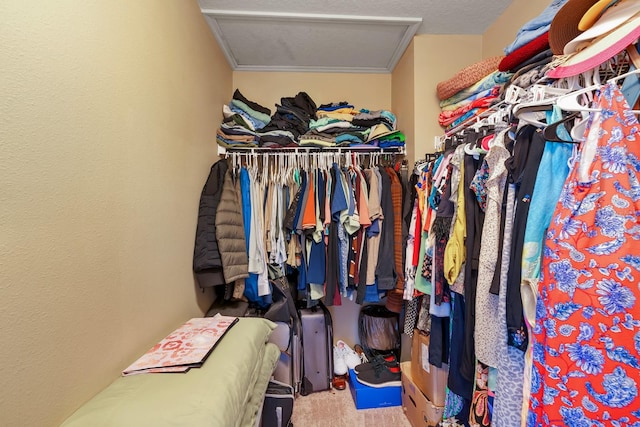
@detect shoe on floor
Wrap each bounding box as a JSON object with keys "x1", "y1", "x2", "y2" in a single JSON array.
[
  {"x1": 355, "y1": 363, "x2": 401, "y2": 388},
  {"x1": 333, "y1": 345, "x2": 348, "y2": 376},
  {"x1": 354, "y1": 353, "x2": 398, "y2": 374},
  {"x1": 334, "y1": 340, "x2": 362, "y2": 371},
  {"x1": 332, "y1": 374, "x2": 346, "y2": 390}
]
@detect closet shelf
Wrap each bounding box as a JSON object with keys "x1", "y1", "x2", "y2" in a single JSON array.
[{"x1": 218, "y1": 145, "x2": 406, "y2": 156}]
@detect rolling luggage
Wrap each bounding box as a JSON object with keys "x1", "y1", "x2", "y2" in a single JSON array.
[
  {"x1": 298, "y1": 302, "x2": 333, "y2": 395},
  {"x1": 270, "y1": 319, "x2": 302, "y2": 394},
  {"x1": 261, "y1": 379, "x2": 294, "y2": 427}
]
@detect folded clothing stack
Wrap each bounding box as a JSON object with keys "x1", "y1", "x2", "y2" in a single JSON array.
[
  {"x1": 300, "y1": 102, "x2": 403, "y2": 149},
  {"x1": 216, "y1": 92, "x2": 407, "y2": 149},
  {"x1": 217, "y1": 90, "x2": 317, "y2": 149},
  {"x1": 259, "y1": 92, "x2": 318, "y2": 148},
  {"x1": 503, "y1": 0, "x2": 569, "y2": 56},
  {"x1": 436, "y1": 56, "x2": 511, "y2": 130},
  {"x1": 498, "y1": 0, "x2": 569, "y2": 76},
  {"x1": 218, "y1": 89, "x2": 271, "y2": 149}
]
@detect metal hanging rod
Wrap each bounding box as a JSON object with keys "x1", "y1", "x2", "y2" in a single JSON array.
[{"x1": 218, "y1": 145, "x2": 406, "y2": 156}]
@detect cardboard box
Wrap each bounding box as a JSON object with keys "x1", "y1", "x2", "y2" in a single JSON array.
[
  {"x1": 348, "y1": 369, "x2": 402, "y2": 410},
  {"x1": 401, "y1": 362, "x2": 445, "y2": 427},
  {"x1": 411, "y1": 329, "x2": 449, "y2": 406}
]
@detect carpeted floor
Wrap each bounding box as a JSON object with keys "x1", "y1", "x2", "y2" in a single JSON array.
[{"x1": 291, "y1": 380, "x2": 411, "y2": 427}]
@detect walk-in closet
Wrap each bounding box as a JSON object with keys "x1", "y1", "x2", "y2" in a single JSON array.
[{"x1": 3, "y1": 1, "x2": 639, "y2": 426}]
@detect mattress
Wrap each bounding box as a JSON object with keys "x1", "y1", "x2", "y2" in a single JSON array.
[{"x1": 61, "y1": 317, "x2": 278, "y2": 427}]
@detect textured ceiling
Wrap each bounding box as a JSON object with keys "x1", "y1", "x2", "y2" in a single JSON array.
[{"x1": 198, "y1": 0, "x2": 514, "y2": 73}]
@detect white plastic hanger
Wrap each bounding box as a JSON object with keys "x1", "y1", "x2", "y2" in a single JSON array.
[
  {"x1": 556, "y1": 67, "x2": 640, "y2": 114},
  {"x1": 555, "y1": 85, "x2": 601, "y2": 112},
  {"x1": 607, "y1": 67, "x2": 640, "y2": 85}
]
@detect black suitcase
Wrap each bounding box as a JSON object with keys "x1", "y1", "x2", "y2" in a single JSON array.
[
  {"x1": 261, "y1": 379, "x2": 294, "y2": 427},
  {"x1": 298, "y1": 302, "x2": 333, "y2": 395}
]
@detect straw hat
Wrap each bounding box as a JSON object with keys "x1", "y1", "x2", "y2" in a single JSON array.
[
  {"x1": 547, "y1": 3, "x2": 640, "y2": 78},
  {"x1": 436, "y1": 56, "x2": 503, "y2": 101},
  {"x1": 579, "y1": 0, "x2": 621, "y2": 30},
  {"x1": 563, "y1": 0, "x2": 640, "y2": 54},
  {"x1": 549, "y1": 0, "x2": 600, "y2": 55}
]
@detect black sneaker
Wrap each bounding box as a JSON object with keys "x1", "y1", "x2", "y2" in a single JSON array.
[
  {"x1": 353, "y1": 354, "x2": 398, "y2": 374},
  {"x1": 355, "y1": 362, "x2": 401, "y2": 388}
]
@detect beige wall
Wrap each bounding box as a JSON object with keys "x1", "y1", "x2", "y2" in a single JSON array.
[
  {"x1": 391, "y1": 34, "x2": 483, "y2": 163},
  {"x1": 0, "y1": 1, "x2": 231, "y2": 425},
  {"x1": 483, "y1": 0, "x2": 550, "y2": 58},
  {"x1": 392, "y1": 40, "x2": 416, "y2": 163},
  {"x1": 413, "y1": 35, "x2": 483, "y2": 157},
  {"x1": 233, "y1": 72, "x2": 392, "y2": 112}
]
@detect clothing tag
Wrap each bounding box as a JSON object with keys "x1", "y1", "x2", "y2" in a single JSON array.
[
  {"x1": 532, "y1": 85, "x2": 546, "y2": 102},
  {"x1": 505, "y1": 85, "x2": 524, "y2": 104},
  {"x1": 421, "y1": 343, "x2": 431, "y2": 373}
]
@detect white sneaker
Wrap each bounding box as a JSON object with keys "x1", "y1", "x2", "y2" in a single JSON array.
[
  {"x1": 335, "y1": 340, "x2": 362, "y2": 370},
  {"x1": 333, "y1": 345, "x2": 348, "y2": 376}
]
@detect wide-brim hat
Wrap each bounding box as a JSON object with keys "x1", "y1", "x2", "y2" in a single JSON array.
[
  {"x1": 563, "y1": 0, "x2": 640, "y2": 54},
  {"x1": 549, "y1": 0, "x2": 600, "y2": 55},
  {"x1": 547, "y1": 10, "x2": 640, "y2": 78},
  {"x1": 579, "y1": 0, "x2": 621, "y2": 30}
]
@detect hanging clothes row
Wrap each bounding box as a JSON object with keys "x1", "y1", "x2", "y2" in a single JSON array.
[
  {"x1": 193, "y1": 149, "x2": 412, "y2": 311},
  {"x1": 405, "y1": 64, "x2": 640, "y2": 426}
]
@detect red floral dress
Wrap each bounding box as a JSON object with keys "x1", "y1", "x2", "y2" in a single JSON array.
[{"x1": 528, "y1": 83, "x2": 640, "y2": 426}]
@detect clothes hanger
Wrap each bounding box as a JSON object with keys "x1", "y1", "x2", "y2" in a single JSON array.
[
  {"x1": 542, "y1": 111, "x2": 582, "y2": 143},
  {"x1": 515, "y1": 107, "x2": 550, "y2": 127},
  {"x1": 555, "y1": 86, "x2": 601, "y2": 112},
  {"x1": 513, "y1": 83, "x2": 572, "y2": 120},
  {"x1": 556, "y1": 68, "x2": 640, "y2": 114},
  {"x1": 607, "y1": 67, "x2": 640, "y2": 85},
  {"x1": 276, "y1": 153, "x2": 284, "y2": 185}
]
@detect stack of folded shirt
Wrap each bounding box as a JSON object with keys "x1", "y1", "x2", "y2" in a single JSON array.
[
  {"x1": 301, "y1": 102, "x2": 362, "y2": 147},
  {"x1": 216, "y1": 93, "x2": 406, "y2": 150},
  {"x1": 300, "y1": 102, "x2": 401, "y2": 148},
  {"x1": 351, "y1": 108, "x2": 400, "y2": 148},
  {"x1": 498, "y1": 0, "x2": 569, "y2": 73},
  {"x1": 259, "y1": 92, "x2": 318, "y2": 148},
  {"x1": 217, "y1": 89, "x2": 271, "y2": 148},
  {"x1": 436, "y1": 56, "x2": 511, "y2": 130},
  {"x1": 503, "y1": 0, "x2": 568, "y2": 56}
]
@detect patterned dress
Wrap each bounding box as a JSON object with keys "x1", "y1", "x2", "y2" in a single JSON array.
[{"x1": 528, "y1": 83, "x2": 640, "y2": 426}]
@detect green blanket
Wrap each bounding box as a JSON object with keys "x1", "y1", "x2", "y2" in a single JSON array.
[{"x1": 61, "y1": 317, "x2": 278, "y2": 427}]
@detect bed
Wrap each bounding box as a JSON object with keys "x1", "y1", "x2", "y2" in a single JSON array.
[{"x1": 60, "y1": 317, "x2": 279, "y2": 427}]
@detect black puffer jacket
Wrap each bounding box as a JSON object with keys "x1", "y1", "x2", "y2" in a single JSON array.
[{"x1": 193, "y1": 160, "x2": 228, "y2": 288}]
